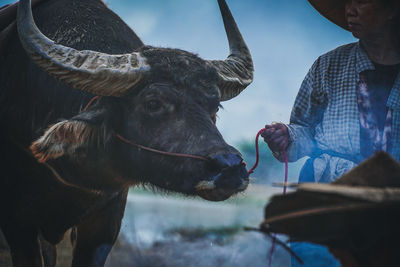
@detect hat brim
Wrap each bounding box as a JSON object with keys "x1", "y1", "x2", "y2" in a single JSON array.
[{"x1": 308, "y1": 0, "x2": 349, "y2": 31}]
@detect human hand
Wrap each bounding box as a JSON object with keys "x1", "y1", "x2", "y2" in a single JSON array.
[{"x1": 261, "y1": 123, "x2": 289, "y2": 152}]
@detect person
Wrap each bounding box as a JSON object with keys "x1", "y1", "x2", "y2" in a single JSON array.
[
  {"x1": 263, "y1": 0, "x2": 400, "y2": 183},
  {"x1": 262, "y1": 0, "x2": 400, "y2": 266}
]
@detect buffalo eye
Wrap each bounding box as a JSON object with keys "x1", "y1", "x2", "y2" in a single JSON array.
[{"x1": 145, "y1": 99, "x2": 163, "y2": 113}]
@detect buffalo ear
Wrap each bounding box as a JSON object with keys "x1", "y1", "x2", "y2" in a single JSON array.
[
  {"x1": 30, "y1": 120, "x2": 100, "y2": 163},
  {"x1": 31, "y1": 98, "x2": 118, "y2": 163}
]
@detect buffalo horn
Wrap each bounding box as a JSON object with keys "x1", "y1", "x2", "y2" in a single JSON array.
[
  {"x1": 208, "y1": 0, "x2": 254, "y2": 101},
  {"x1": 17, "y1": 0, "x2": 150, "y2": 97}
]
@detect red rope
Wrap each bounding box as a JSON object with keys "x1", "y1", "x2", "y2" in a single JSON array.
[
  {"x1": 267, "y1": 150, "x2": 288, "y2": 267},
  {"x1": 282, "y1": 150, "x2": 288, "y2": 194},
  {"x1": 116, "y1": 134, "x2": 209, "y2": 162},
  {"x1": 247, "y1": 128, "x2": 266, "y2": 174},
  {"x1": 247, "y1": 128, "x2": 289, "y2": 267},
  {"x1": 83, "y1": 95, "x2": 100, "y2": 111}
]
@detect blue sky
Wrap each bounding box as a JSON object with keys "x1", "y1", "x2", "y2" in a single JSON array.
[{"x1": 2, "y1": 0, "x2": 356, "y2": 144}]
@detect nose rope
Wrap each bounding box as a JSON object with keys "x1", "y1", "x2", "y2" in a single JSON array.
[
  {"x1": 115, "y1": 134, "x2": 209, "y2": 162},
  {"x1": 83, "y1": 95, "x2": 100, "y2": 111},
  {"x1": 247, "y1": 128, "x2": 289, "y2": 267}
]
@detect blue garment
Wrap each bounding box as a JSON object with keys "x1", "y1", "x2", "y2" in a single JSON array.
[{"x1": 290, "y1": 242, "x2": 340, "y2": 267}]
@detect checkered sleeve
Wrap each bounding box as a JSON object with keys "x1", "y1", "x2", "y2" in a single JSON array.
[{"x1": 281, "y1": 58, "x2": 327, "y2": 162}]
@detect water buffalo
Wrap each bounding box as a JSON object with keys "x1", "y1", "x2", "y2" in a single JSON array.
[{"x1": 0, "y1": 0, "x2": 253, "y2": 266}]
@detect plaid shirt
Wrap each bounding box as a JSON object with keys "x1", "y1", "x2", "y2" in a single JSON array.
[{"x1": 281, "y1": 42, "x2": 400, "y2": 182}]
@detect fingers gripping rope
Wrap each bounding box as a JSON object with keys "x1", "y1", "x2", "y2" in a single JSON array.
[{"x1": 247, "y1": 128, "x2": 288, "y2": 183}]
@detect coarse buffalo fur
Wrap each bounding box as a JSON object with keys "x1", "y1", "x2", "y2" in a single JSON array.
[
  {"x1": 140, "y1": 46, "x2": 220, "y2": 94},
  {"x1": 0, "y1": 0, "x2": 250, "y2": 266}
]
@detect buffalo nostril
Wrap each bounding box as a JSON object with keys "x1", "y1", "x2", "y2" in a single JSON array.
[
  {"x1": 208, "y1": 154, "x2": 243, "y2": 170},
  {"x1": 214, "y1": 162, "x2": 249, "y2": 189}
]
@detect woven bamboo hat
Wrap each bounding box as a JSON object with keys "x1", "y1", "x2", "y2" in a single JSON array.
[{"x1": 308, "y1": 0, "x2": 349, "y2": 30}]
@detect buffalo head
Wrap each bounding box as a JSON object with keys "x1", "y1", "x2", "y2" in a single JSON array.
[{"x1": 18, "y1": 0, "x2": 254, "y2": 201}]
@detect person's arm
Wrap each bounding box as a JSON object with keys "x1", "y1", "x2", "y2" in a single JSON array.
[{"x1": 263, "y1": 58, "x2": 327, "y2": 162}]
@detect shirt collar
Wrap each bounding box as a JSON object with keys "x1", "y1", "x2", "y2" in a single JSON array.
[{"x1": 355, "y1": 41, "x2": 375, "y2": 74}]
